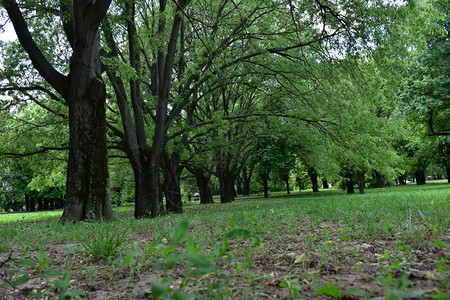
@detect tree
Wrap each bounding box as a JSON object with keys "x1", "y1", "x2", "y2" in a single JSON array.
[
  {"x1": 399, "y1": 0, "x2": 449, "y2": 137},
  {"x1": 1, "y1": 0, "x2": 114, "y2": 223}
]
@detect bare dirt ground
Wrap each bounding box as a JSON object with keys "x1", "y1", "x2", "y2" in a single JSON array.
[{"x1": 1, "y1": 216, "x2": 449, "y2": 299}]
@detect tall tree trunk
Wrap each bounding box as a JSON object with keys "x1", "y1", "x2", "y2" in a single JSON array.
[
  {"x1": 296, "y1": 177, "x2": 302, "y2": 192},
  {"x1": 374, "y1": 171, "x2": 383, "y2": 188},
  {"x1": 30, "y1": 196, "x2": 35, "y2": 212},
  {"x1": 5, "y1": 0, "x2": 114, "y2": 223},
  {"x1": 37, "y1": 198, "x2": 43, "y2": 211},
  {"x1": 236, "y1": 176, "x2": 243, "y2": 195},
  {"x1": 133, "y1": 159, "x2": 161, "y2": 218},
  {"x1": 322, "y1": 179, "x2": 329, "y2": 189},
  {"x1": 446, "y1": 167, "x2": 450, "y2": 184},
  {"x1": 308, "y1": 167, "x2": 319, "y2": 193},
  {"x1": 25, "y1": 194, "x2": 30, "y2": 212},
  {"x1": 346, "y1": 172, "x2": 355, "y2": 194},
  {"x1": 220, "y1": 174, "x2": 236, "y2": 203},
  {"x1": 398, "y1": 175, "x2": 406, "y2": 185},
  {"x1": 194, "y1": 167, "x2": 214, "y2": 204},
  {"x1": 162, "y1": 152, "x2": 183, "y2": 214},
  {"x1": 242, "y1": 166, "x2": 253, "y2": 196},
  {"x1": 262, "y1": 177, "x2": 269, "y2": 198},
  {"x1": 357, "y1": 171, "x2": 365, "y2": 194},
  {"x1": 415, "y1": 171, "x2": 426, "y2": 185},
  {"x1": 285, "y1": 177, "x2": 290, "y2": 194},
  {"x1": 61, "y1": 76, "x2": 114, "y2": 222}
]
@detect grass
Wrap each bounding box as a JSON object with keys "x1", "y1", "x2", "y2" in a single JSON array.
[{"x1": 0, "y1": 183, "x2": 449, "y2": 299}]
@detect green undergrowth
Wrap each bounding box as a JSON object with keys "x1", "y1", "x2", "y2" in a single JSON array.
[{"x1": 0, "y1": 183, "x2": 449, "y2": 299}]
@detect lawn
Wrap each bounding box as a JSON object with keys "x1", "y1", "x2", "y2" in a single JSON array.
[{"x1": 0, "y1": 183, "x2": 449, "y2": 299}]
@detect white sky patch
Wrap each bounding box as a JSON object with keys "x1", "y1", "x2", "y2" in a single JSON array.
[{"x1": 0, "y1": 20, "x2": 17, "y2": 42}]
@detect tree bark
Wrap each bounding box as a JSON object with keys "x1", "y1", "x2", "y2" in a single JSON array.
[
  {"x1": 162, "y1": 152, "x2": 183, "y2": 214},
  {"x1": 357, "y1": 171, "x2": 365, "y2": 194},
  {"x1": 241, "y1": 166, "x2": 253, "y2": 196},
  {"x1": 262, "y1": 176, "x2": 269, "y2": 198},
  {"x1": 61, "y1": 75, "x2": 114, "y2": 222},
  {"x1": 296, "y1": 177, "x2": 302, "y2": 192},
  {"x1": 415, "y1": 171, "x2": 426, "y2": 185},
  {"x1": 61, "y1": 35, "x2": 113, "y2": 222},
  {"x1": 446, "y1": 167, "x2": 450, "y2": 184},
  {"x1": 220, "y1": 173, "x2": 236, "y2": 203},
  {"x1": 398, "y1": 175, "x2": 406, "y2": 185},
  {"x1": 236, "y1": 176, "x2": 243, "y2": 195},
  {"x1": 5, "y1": 0, "x2": 114, "y2": 223},
  {"x1": 345, "y1": 172, "x2": 355, "y2": 194},
  {"x1": 133, "y1": 158, "x2": 161, "y2": 218},
  {"x1": 194, "y1": 167, "x2": 214, "y2": 204},
  {"x1": 374, "y1": 171, "x2": 383, "y2": 188},
  {"x1": 308, "y1": 167, "x2": 319, "y2": 193},
  {"x1": 322, "y1": 179, "x2": 329, "y2": 189},
  {"x1": 285, "y1": 177, "x2": 290, "y2": 194}
]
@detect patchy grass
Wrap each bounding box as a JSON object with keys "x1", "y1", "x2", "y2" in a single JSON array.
[{"x1": 0, "y1": 183, "x2": 449, "y2": 299}]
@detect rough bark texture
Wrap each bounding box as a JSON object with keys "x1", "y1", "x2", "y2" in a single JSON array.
[
  {"x1": 61, "y1": 1, "x2": 113, "y2": 223},
  {"x1": 162, "y1": 152, "x2": 183, "y2": 214},
  {"x1": 194, "y1": 167, "x2": 214, "y2": 204},
  {"x1": 415, "y1": 171, "x2": 426, "y2": 185},
  {"x1": 357, "y1": 171, "x2": 365, "y2": 194},
  {"x1": 374, "y1": 171, "x2": 383, "y2": 188},
  {"x1": 285, "y1": 178, "x2": 290, "y2": 194},
  {"x1": 308, "y1": 167, "x2": 319, "y2": 193},
  {"x1": 220, "y1": 174, "x2": 236, "y2": 203},
  {"x1": 133, "y1": 160, "x2": 161, "y2": 218},
  {"x1": 241, "y1": 166, "x2": 253, "y2": 196},
  {"x1": 4, "y1": 0, "x2": 114, "y2": 223},
  {"x1": 61, "y1": 75, "x2": 113, "y2": 223},
  {"x1": 346, "y1": 172, "x2": 355, "y2": 194},
  {"x1": 263, "y1": 177, "x2": 269, "y2": 198}
]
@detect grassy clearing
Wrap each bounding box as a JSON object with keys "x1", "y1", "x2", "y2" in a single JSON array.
[{"x1": 0, "y1": 183, "x2": 449, "y2": 299}]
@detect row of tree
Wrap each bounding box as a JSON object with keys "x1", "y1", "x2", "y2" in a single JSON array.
[{"x1": 0, "y1": 0, "x2": 448, "y2": 222}]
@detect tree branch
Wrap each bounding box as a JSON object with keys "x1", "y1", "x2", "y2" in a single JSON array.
[
  {"x1": 3, "y1": 0, "x2": 68, "y2": 97},
  {"x1": 0, "y1": 146, "x2": 69, "y2": 158}
]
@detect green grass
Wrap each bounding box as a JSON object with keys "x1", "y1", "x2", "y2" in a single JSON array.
[
  {"x1": 0, "y1": 184, "x2": 449, "y2": 251},
  {"x1": 1, "y1": 183, "x2": 449, "y2": 299}
]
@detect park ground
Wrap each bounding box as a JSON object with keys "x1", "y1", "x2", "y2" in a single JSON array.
[{"x1": 0, "y1": 182, "x2": 449, "y2": 299}]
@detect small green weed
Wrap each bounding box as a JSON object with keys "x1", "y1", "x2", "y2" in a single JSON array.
[
  {"x1": 79, "y1": 223, "x2": 130, "y2": 260},
  {"x1": 0, "y1": 248, "x2": 83, "y2": 299}
]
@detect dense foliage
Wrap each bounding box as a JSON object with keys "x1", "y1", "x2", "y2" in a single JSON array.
[{"x1": 0, "y1": 0, "x2": 448, "y2": 217}]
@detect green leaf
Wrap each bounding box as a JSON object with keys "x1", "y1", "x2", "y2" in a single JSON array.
[
  {"x1": 16, "y1": 259, "x2": 36, "y2": 267},
  {"x1": 279, "y1": 281, "x2": 288, "y2": 287},
  {"x1": 189, "y1": 266, "x2": 216, "y2": 276},
  {"x1": 225, "y1": 228, "x2": 253, "y2": 239},
  {"x1": 59, "y1": 289, "x2": 85, "y2": 300},
  {"x1": 186, "y1": 235, "x2": 194, "y2": 253},
  {"x1": 38, "y1": 248, "x2": 46, "y2": 262},
  {"x1": 165, "y1": 254, "x2": 179, "y2": 270},
  {"x1": 151, "y1": 281, "x2": 169, "y2": 299},
  {"x1": 41, "y1": 269, "x2": 63, "y2": 277},
  {"x1": 53, "y1": 272, "x2": 71, "y2": 289},
  {"x1": 317, "y1": 283, "x2": 342, "y2": 298},
  {"x1": 173, "y1": 290, "x2": 186, "y2": 300},
  {"x1": 294, "y1": 254, "x2": 307, "y2": 264},
  {"x1": 172, "y1": 221, "x2": 188, "y2": 244},
  {"x1": 433, "y1": 240, "x2": 449, "y2": 250},
  {"x1": 344, "y1": 288, "x2": 368, "y2": 297},
  {"x1": 13, "y1": 274, "x2": 30, "y2": 286},
  {"x1": 183, "y1": 253, "x2": 210, "y2": 268},
  {"x1": 417, "y1": 208, "x2": 426, "y2": 221}
]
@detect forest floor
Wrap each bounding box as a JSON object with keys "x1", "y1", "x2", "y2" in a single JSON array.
[{"x1": 0, "y1": 183, "x2": 449, "y2": 299}]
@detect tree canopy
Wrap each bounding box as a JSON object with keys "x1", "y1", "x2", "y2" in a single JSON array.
[{"x1": 0, "y1": 0, "x2": 448, "y2": 220}]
